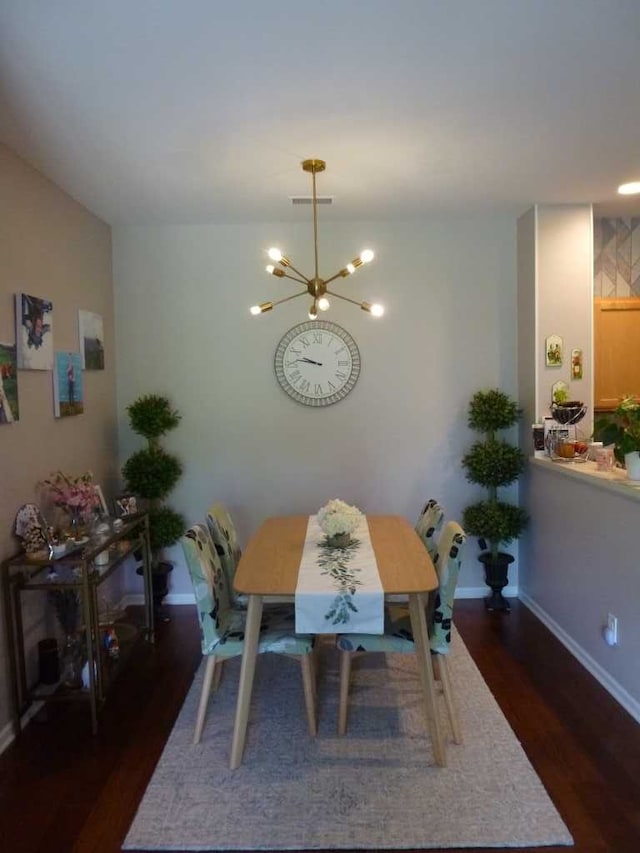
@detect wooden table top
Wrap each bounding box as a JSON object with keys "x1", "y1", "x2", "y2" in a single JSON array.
[{"x1": 234, "y1": 514, "x2": 437, "y2": 596}]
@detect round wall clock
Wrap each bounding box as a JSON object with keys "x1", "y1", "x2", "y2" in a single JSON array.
[{"x1": 274, "y1": 321, "x2": 361, "y2": 407}]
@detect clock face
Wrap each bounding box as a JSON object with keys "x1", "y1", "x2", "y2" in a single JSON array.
[{"x1": 274, "y1": 321, "x2": 361, "y2": 407}]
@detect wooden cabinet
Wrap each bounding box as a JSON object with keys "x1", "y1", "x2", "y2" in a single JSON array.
[
  {"x1": 594, "y1": 297, "x2": 640, "y2": 411},
  {"x1": 1, "y1": 514, "x2": 154, "y2": 736}
]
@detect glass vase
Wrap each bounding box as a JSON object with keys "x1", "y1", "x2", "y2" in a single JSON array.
[
  {"x1": 61, "y1": 633, "x2": 83, "y2": 689},
  {"x1": 67, "y1": 507, "x2": 85, "y2": 541},
  {"x1": 326, "y1": 532, "x2": 351, "y2": 548}
]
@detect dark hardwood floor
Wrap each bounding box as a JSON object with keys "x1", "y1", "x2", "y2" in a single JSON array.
[{"x1": 1, "y1": 599, "x2": 639, "y2": 853}]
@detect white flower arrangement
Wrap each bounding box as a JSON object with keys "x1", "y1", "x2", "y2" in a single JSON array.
[{"x1": 317, "y1": 499, "x2": 363, "y2": 537}]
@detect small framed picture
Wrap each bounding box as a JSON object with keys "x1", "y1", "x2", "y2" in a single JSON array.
[
  {"x1": 545, "y1": 334, "x2": 563, "y2": 367},
  {"x1": 114, "y1": 494, "x2": 138, "y2": 517},
  {"x1": 94, "y1": 485, "x2": 109, "y2": 515}
]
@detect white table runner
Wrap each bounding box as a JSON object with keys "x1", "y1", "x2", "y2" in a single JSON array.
[{"x1": 295, "y1": 515, "x2": 384, "y2": 634}]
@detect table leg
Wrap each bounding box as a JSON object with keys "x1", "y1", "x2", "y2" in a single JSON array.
[
  {"x1": 229, "y1": 593, "x2": 263, "y2": 769},
  {"x1": 408, "y1": 592, "x2": 446, "y2": 767}
]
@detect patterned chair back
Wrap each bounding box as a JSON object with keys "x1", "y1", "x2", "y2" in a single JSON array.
[
  {"x1": 206, "y1": 502, "x2": 242, "y2": 595},
  {"x1": 429, "y1": 521, "x2": 466, "y2": 656},
  {"x1": 414, "y1": 498, "x2": 445, "y2": 560},
  {"x1": 181, "y1": 524, "x2": 233, "y2": 654}
]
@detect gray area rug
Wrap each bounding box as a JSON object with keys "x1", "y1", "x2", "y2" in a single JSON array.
[{"x1": 123, "y1": 630, "x2": 573, "y2": 850}]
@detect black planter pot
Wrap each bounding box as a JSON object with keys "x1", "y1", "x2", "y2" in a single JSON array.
[
  {"x1": 478, "y1": 552, "x2": 514, "y2": 613},
  {"x1": 136, "y1": 560, "x2": 174, "y2": 622}
]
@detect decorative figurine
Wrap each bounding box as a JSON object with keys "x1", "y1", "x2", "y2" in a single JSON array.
[{"x1": 14, "y1": 503, "x2": 53, "y2": 557}]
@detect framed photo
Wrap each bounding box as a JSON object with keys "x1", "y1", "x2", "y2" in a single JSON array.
[
  {"x1": 114, "y1": 494, "x2": 138, "y2": 517},
  {"x1": 0, "y1": 342, "x2": 19, "y2": 424},
  {"x1": 15, "y1": 292, "x2": 54, "y2": 370},
  {"x1": 78, "y1": 309, "x2": 105, "y2": 370},
  {"x1": 94, "y1": 485, "x2": 109, "y2": 515},
  {"x1": 53, "y1": 351, "x2": 83, "y2": 417},
  {"x1": 545, "y1": 334, "x2": 563, "y2": 367}
]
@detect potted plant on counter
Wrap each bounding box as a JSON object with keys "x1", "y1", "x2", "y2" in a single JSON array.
[
  {"x1": 462, "y1": 388, "x2": 529, "y2": 612},
  {"x1": 122, "y1": 394, "x2": 186, "y2": 621},
  {"x1": 595, "y1": 395, "x2": 640, "y2": 481}
]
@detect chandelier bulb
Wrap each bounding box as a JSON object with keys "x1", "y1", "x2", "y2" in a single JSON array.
[
  {"x1": 308, "y1": 300, "x2": 318, "y2": 320},
  {"x1": 318, "y1": 297, "x2": 330, "y2": 311},
  {"x1": 250, "y1": 302, "x2": 273, "y2": 316},
  {"x1": 268, "y1": 247, "x2": 282, "y2": 261},
  {"x1": 360, "y1": 249, "x2": 374, "y2": 263},
  {"x1": 265, "y1": 264, "x2": 274, "y2": 274},
  {"x1": 361, "y1": 301, "x2": 385, "y2": 317}
]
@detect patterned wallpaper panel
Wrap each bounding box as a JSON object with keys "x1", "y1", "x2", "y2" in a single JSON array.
[{"x1": 594, "y1": 217, "x2": 640, "y2": 297}]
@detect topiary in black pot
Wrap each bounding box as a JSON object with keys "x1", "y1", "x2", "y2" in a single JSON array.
[
  {"x1": 461, "y1": 389, "x2": 528, "y2": 612},
  {"x1": 123, "y1": 394, "x2": 186, "y2": 621}
]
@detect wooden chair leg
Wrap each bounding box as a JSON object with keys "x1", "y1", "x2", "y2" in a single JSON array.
[
  {"x1": 300, "y1": 654, "x2": 317, "y2": 736},
  {"x1": 194, "y1": 655, "x2": 217, "y2": 744},
  {"x1": 338, "y1": 650, "x2": 352, "y2": 735},
  {"x1": 212, "y1": 659, "x2": 224, "y2": 691},
  {"x1": 438, "y1": 654, "x2": 463, "y2": 744}
]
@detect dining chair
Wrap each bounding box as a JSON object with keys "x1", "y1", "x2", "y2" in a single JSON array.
[
  {"x1": 336, "y1": 520, "x2": 467, "y2": 744},
  {"x1": 206, "y1": 502, "x2": 244, "y2": 608},
  {"x1": 387, "y1": 498, "x2": 444, "y2": 604},
  {"x1": 181, "y1": 523, "x2": 317, "y2": 744},
  {"x1": 414, "y1": 498, "x2": 445, "y2": 560}
]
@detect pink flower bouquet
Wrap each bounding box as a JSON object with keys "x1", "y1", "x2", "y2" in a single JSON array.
[{"x1": 42, "y1": 470, "x2": 100, "y2": 520}]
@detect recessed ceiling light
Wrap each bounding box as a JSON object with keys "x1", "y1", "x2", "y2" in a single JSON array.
[{"x1": 617, "y1": 181, "x2": 640, "y2": 195}]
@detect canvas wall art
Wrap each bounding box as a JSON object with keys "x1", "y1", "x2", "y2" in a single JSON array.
[
  {"x1": 53, "y1": 351, "x2": 84, "y2": 417},
  {"x1": 0, "y1": 342, "x2": 19, "y2": 423},
  {"x1": 78, "y1": 309, "x2": 104, "y2": 370},
  {"x1": 15, "y1": 293, "x2": 53, "y2": 370}
]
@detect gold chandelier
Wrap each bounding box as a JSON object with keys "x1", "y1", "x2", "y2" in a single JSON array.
[{"x1": 250, "y1": 159, "x2": 384, "y2": 320}]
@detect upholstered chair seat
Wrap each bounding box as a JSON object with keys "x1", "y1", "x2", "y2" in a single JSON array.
[
  {"x1": 182, "y1": 523, "x2": 316, "y2": 744},
  {"x1": 336, "y1": 520, "x2": 467, "y2": 744}
]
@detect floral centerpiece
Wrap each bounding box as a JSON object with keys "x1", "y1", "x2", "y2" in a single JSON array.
[
  {"x1": 317, "y1": 499, "x2": 363, "y2": 547},
  {"x1": 41, "y1": 470, "x2": 100, "y2": 536}
]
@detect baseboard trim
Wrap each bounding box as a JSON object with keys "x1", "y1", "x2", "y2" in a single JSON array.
[
  {"x1": 0, "y1": 700, "x2": 44, "y2": 756},
  {"x1": 520, "y1": 592, "x2": 640, "y2": 724},
  {"x1": 123, "y1": 592, "x2": 196, "y2": 607},
  {"x1": 455, "y1": 584, "x2": 518, "y2": 600},
  {"x1": 125, "y1": 587, "x2": 517, "y2": 606}
]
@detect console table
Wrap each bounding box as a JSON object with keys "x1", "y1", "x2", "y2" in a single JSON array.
[{"x1": 1, "y1": 513, "x2": 154, "y2": 736}]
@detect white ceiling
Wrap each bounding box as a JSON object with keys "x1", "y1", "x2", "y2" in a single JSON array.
[{"x1": 1, "y1": 0, "x2": 640, "y2": 225}]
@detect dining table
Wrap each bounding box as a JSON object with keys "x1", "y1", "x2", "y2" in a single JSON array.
[{"x1": 229, "y1": 513, "x2": 446, "y2": 769}]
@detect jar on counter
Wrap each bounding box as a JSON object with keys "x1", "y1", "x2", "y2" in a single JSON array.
[{"x1": 532, "y1": 423, "x2": 545, "y2": 457}]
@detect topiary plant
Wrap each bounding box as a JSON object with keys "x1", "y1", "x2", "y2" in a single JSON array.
[
  {"x1": 122, "y1": 394, "x2": 186, "y2": 617},
  {"x1": 461, "y1": 388, "x2": 528, "y2": 612}
]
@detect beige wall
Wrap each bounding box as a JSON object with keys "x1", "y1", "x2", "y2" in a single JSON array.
[{"x1": 0, "y1": 144, "x2": 116, "y2": 737}]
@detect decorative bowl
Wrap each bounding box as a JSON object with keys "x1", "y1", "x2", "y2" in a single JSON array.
[{"x1": 551, "y1": 402, "x2": 586, "y2": 425}]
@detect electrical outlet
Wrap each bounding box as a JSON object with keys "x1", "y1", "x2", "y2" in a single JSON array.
[{"x1": 605, "y1": 613, "x2": 619, "y2": 646}]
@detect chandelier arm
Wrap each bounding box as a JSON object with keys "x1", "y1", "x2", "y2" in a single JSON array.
[
  {"x1": 280, "y1": 272, "x2": 310, "y2": 285},
  {"x1": 323, "y1": 269, "x2": 350, "y2": 286},
  {"x1": 283, "y1": 261, "x2": 311, "y2": 283},
  {"x1": 324, "y1": 290, "x2": 362, "y2": 307},
  {"x1": 270, "y1": 290, "x2": 308, "y2": 308}
]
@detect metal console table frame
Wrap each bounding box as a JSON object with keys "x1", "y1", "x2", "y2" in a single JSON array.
[{"x1": 1, "y1": 513, "x2": 154, "y2": 736}]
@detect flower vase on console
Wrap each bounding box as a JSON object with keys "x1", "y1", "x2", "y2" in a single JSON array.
[{"x1": 67, "y1": 507, "x2": 85, "y2": 540}]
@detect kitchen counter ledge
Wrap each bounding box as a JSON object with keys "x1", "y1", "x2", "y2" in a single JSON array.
[{"x1": 530, "y1": 456, "x2": 640, "y2": 504}]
